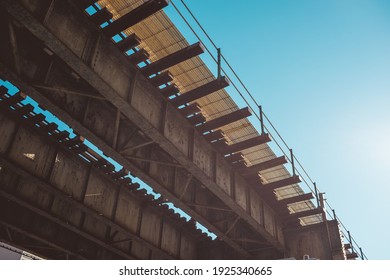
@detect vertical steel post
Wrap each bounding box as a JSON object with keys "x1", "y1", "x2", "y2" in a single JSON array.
[
  {"x1": 290, "y1": 148, "x2": 295, "y2": 176},
  {"x1": 217, "y1": 48, "x2": 221, "y2": 79},
  {"x1": 313, "y1": 182, "x2": 320, "y2": 207},
  {"x1": 332, "y1": 209, "x2": 337, "y2": 221},
  {"x1": 259, "y1": 105, "x2": 265, "y2": 135},
  {"x1": 347, "y1": 231, "x2": 354, "y2": 253}
]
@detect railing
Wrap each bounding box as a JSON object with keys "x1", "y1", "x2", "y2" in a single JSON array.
[{"x1": 169, "y1": 0, "x2": 367, "y2": 259}]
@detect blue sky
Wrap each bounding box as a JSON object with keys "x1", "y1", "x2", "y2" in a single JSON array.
[
  {"x1": 2, "y1": 0, "x2": 388, "y2": 260},
  {"x1": 164, "y1": 0, "x2": 390, "y2": 259}
]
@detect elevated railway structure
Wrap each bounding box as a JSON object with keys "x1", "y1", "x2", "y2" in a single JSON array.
[{"x1": 0, "y1": 0, "x2": 361, "y2": 259}]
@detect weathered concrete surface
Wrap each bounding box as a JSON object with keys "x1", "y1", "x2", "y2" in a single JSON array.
[
  {"x1": 0, "y1": 110, "x2": 200, "y2": 259},
  {"x1": 0, "y1": 0, "x2": 286, "y2": 256},
  {"x1": 0, "y1": 0, "x2": 349, "y2": 260},
  {"x1": 284, "y1": 220, "x2": 345, "y2": 260}
]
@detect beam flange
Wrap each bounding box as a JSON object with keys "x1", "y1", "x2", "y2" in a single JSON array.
[
  {"x1": 102, "y1": 0, "x2": 169, "y2": 37},
  {"x1": 197, "y1": 107, "x2": 251, "y2": 133},
  {"x1": 141, "y1": 42, "x2": 204, "y2": 76},
  {"x1": 171, "y1": 77, "x2": 229, "y2": 107}
]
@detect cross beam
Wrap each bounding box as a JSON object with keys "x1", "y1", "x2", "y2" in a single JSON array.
[
  {"x1": 141, "y1": 42, "x2": 204, "y2": 76},
  {"x1": 218, "y1": 134, "x2": 271, "y2": 155},
  {"x1": 197, "y1": 107, "x2": 251, "y2": 133},
  {"x1": 239, "y1": 156, "x2": 287, "y2": 175},
  {"x1": 277, "y1": 193, "x2": 314, "y2": 205},
  {"x1": 260, "y1": 175, "x2": 301, "y2": 190},
  {"x1": 149, "y1": 71, "x2": 172, "y2": 87},
  {"x1": 116, "y1": 34, "x2": 141, "y2": 53},
  {"x1": 102, "y1": 0, "x2": 169, "y2": 37},
  {"x1": 171, "y1": 77, "x2": 229, "y2": 107}
]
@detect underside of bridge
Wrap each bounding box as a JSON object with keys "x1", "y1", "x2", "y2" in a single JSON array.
[{"x1": 0, "y1": 0, "x2": 352, "y2": 260}]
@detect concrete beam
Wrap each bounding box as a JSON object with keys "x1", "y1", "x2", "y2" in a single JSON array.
[
  {"x1": 0, "y1": 65, "x2": 250, "y2": 257},
  {"x1": 0, "y1": 0, "x2": 286, "y2": 255},
  {"x1": 0, "y1": 190, "x2": 135, "y2": 259}
]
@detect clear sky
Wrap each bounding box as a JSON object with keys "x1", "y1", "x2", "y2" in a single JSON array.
[{"x1": 165, "y1": 0, "x2": 390, "y2": 259}]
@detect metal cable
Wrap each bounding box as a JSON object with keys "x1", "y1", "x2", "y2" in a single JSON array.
[{"x1": 171, "y1": 0, "x2": 366, "y2": 259}]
